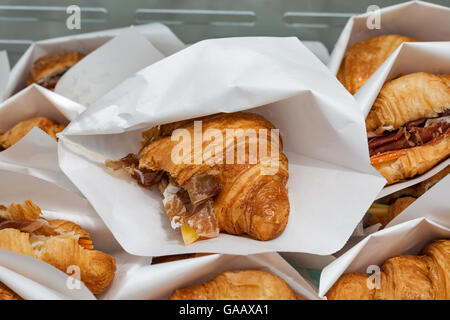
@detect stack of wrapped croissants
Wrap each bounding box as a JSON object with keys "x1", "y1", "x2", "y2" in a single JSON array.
[{"x1": 0, "y1": 22, "x2": 449, "y2": 301}]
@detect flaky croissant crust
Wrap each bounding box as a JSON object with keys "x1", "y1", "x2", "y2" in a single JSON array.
[
  {"x1": 337, "y1": 34, "x2": 416, "y2": 95},
  {"x1": 326, "y1": 239, "x2": 450, "y2": 300},
  {"x1": 0, "y1": 117, "x2": 66, "y2": 150},
  {"x1": 169, "y1": 270, "x2": 298, "y2": 300},
  {"x1": 26, "y1": 51, "x2": 85, "y2": 87},
  {"x1": 139, "y1": 112, "x2": 290, "y2": 241},
  {"x1": 372, "y1": 133, "x2": 450, "y2": 185},
  {"x1": 0, "y1": 201, "x2": 116, "y2": 295},
  {"x1": 366, "y1": 72, "x2": 450, "y2": 132}
]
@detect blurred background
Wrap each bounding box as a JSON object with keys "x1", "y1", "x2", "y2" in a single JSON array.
[{"x1": 0, "y1": 0, "x2": 448, "y2": 65}]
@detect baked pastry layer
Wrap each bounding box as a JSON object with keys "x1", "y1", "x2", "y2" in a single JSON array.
[
  {"x1": 0, "y1": 117, "x2": 66, "y2": 150},
  {"x1": 169, "y1": 270, "x2": 298, "y2": 300},
  {"x1": 26, "y1": 51, "x2": 85, "y2": 90},
  {"x1": 327, "y1": 239, "x2": 450, "y2": 300},
  {"x1": 0, "y1": 200, "x2": 116, "y2": 295},
  {"x1": 371, "y1": 133, "x2": 449, "y2": 185},
  {"x1": 337, "y1": 34, "x2": 416, "y2": 94}
]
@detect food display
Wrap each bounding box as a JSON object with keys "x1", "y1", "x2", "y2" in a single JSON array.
[
  {"x1": 0, "y1": 200, "x2": 116, "y2": 297},
  {"x1": 0, "y1": 0, "x2": 449, "y2": 304},
  {"x1": 326, "y1": 240, "x2": 450, "y2": 300}
]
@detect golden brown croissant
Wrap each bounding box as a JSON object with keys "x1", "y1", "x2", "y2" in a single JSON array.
[
  {"x1": 0, "y1": 282, "x2": 22, "y2": 300},
  {"x1": 26, "y1": 51, "x2": 85, "y2": 90},
  {"x1": 169, "y1": 270, "x2": 298, "y2": 300},
  {"x1": 337, "y1": 35, "x2": 416, "y2": 94},
  {"x1": 107, "y1": 112, "x2": 289, "y2": 244},
  {"x1": 0, "y1": 117, "x2": 67, "y2": 150},
  {"x1": 0, "y1": 200, "x2": 116, "y2": 295},
  {"x1": 326, "y1": 239, "x2": 450, "y2": 300},
  {"x1": 367, "y1": 72, "x2": 450, "y2": 185}
]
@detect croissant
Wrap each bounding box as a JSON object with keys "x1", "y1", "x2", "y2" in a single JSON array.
[
  {"x1": 337, "y1": 34, "x2": 416, "y2": 94},
  {"x1": 367, "y1": 72, "x2": 450, "y2": 185},
  {"x1": 326, "y1": 239, "x2": 450, "y2": 300},
  {"x1": 26, "y1": 51, "x2": 85, "y2": 90},
  {"x1": 107, "y1": 112, "x2": 289, "y2": 244},
  {"x1": 0, "y1": 282, "x2": 22, "y2": 300},
  {"x1": 169, "y1": 270, "x2": 298, "y2": 300},
  {"x1": 0, "y1": 200, "x2": 116, "y2": 296},
  {"x1": 0, "y1": 117, "x2": 66, "y2": 150}
]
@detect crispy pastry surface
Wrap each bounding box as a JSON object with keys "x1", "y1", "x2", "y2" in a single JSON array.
[
  {"x1": 366, "y1": 72, "x2": 450, "y2": 132},
  {"x1": 372, "y1": 134, "x2": 449, "y2": 185},
  {"x1": 0, "y1": 201, "x2": 116, "y2": 295},
  {"x1": 26, "y1": 51, "x2": 85, "y2": 88},
  {"x1": 0, "y1": 117, "x2": 66, "y2": 150},
  {"x1": 169, "y1": 270, "x2": 298, "y2": 300},
  {"x1": 337, "y1": 35, "x2": 416, "y2": 94},
  {"x1": 326, "y1": 239, "x2": 450, "y2": 300},
  {"x1": 0, "y1": 282, "x2": 22, "y2": 300},
  {"x1": 139, "y1": 112, "x2": 290, "y2": 241}
]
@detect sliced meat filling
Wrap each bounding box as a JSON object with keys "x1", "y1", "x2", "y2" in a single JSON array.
[
  {"x1": 37, "y1": 68, "x2": 70, "y2": 90},
  {"x1": 183, "y1": 173, "x2": 221, "y2": 205},
  {"x1": 368, "y1": 111, "x2": 450, "y2": 157},
  {"x1": 0, "y1": 219, "x2": 57, "y2": 236},
  {"x1": 107, "y1": 153, "x2": 222, "y2": 239},
  {"x1": 105, "y1": 153, "x2": 163, "y2": 188},
  {"x1": 161, "y1": 180, "x2": 219, "y2": 238}
]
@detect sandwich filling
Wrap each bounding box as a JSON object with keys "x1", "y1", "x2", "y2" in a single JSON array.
[
  {"x1": 0, "y1": 217, "x2": 92, "y2": 250},
  {"x1": 37, "y1": 67, "x2": 70, "y2": 90},
  {"x1": 106, "y1": 151, "x2": 221, "y2": 240},
  {"x1": 368, "y1": 109, "x2": 450, "y2": 157}
]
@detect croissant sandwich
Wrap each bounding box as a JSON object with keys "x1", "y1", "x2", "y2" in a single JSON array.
[
  {"x1": 107, "y1": 112, "x2": 290, "y2": 245},
  {"x1": 337, "y1": 34, "x2": 416, "y2": 94},
  {"x1": 169, "y1": 270, "x2": 300, "y2": 300},
  {"x1": 0, "y1": 200, "x2": 116, "y2": 297},
  {"x1": 0, "y1": 117, "x2": 66, "y2": 151},
  {"x1": 367, "y1": 72, "x2": 450, "y2": 185},
  {"x1": 368, "y1": 165, "x2": 449, "y2": 228},
  {"x1": 326, "y1": 239, "x2": 450, "y2": 300},
  {"x1": 26, "y1": 51, "x2": 85, "y2": 90}
]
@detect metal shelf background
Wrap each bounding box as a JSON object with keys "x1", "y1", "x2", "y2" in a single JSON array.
[{"x1": 0, "y1": 0, "x2": 449, "y2": 66}]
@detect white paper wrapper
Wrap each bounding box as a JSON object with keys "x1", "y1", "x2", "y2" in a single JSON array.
[
  {"x1": 0, "y1": 51, "x2": 9, "y2": 100},
  {"x1": 0, "y1": 249, "x2": 94, "y2": 300},
  {"x1": 355, "y1": 41, "x2": 450, "y2": 199},
  {"x1": 100, "y1": 252, "x2": 320, "y2": 300},
  {"x1": 3, "y1": 23, "x2": 185, "y2": 102},
  {"x1": 0, "y1": 85, "x2": 85, "y2": 194},
  {"x1": 318, "y1": 174, "x2": 450, "y2": 297},
  {"x1": 58, "y1": 36, "x2": 386, "y2": 256},
  {"x1": 328, "y1": 1, "x2": 450, "y2": 77}
]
